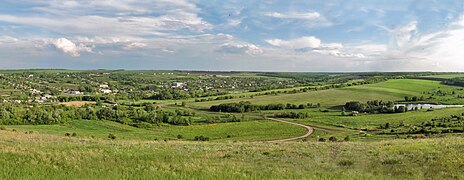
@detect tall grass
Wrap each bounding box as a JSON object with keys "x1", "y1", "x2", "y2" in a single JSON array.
[{"x1": 1, "y1": 131, "x2": 463, "y2": 179}]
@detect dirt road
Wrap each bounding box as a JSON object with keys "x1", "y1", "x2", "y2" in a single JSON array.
[{"x1": 266, "y1": 118, "x2": 314, "y2": 142}]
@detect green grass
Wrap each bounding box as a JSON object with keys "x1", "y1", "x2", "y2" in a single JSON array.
[
  {"x1": 0, "y1": 131, "x2": 463, "y2": 179},
  {"x1": 341, "y1": 79, "x2": 441, "y2": 97},
  {"x1": 189, "y1": 88, "x2": 401, "y2": 109},
  {"x1": 6, "y1": 119, "x2": 307, "y2": 142},
  {"x1": 188, "y1": 79, "x2": 437, "y2": 109},
  {"x1": 260, "y1": 106, "x2": 464, "y2": 130}
]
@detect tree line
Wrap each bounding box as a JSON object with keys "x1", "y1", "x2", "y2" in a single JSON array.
[
  {"x1": 210, "y1": 101, "x2": 319, "y2": 113},
  {"x1": 343, "y1": 100, "x2": 410, "y2": 114},
  {"x1": 0, "y1": 103, "x2": 193, "y2": 126}
]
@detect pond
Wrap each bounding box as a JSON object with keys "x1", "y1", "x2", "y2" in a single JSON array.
[{"x1": 394, "y1": 104, "x2": 464, "y2": 110}]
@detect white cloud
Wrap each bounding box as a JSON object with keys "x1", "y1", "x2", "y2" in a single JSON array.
[
  {"x1": 123, "y1": 42, "x2": 147, "y2": 50},
  {"x1": 266, "y1": 36, "x2": 368, "y2": 59},
  {"x1": 266, "y1": 36, "x2": 321, "y2": 49},
  {"x1": 265, "y1": 12, "x2": 321, "y2": 20},
  {"x1": 52, "y1": 38, "x2": 92, "y2": 57},
  {"x1": 0, "y1": 0, "x2": 212, "y2": 39},
  {"x1": 217, "y1": 43, "x2": 263, "y2": 55},
  {"x1": 390, "y1": 21, "x2": 418, "y2": 49}
]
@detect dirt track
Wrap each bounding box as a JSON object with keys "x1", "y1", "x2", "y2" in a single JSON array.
[{"x1": 265, "y1": 118, "x2": 314, "y2": 142}]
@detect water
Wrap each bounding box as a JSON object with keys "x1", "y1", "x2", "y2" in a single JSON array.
[{"x1": 394, "y1": 104, "x2": 464, "y2": 110}]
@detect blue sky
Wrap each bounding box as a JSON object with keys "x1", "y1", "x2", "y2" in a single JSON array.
[{"x1": 0, "y1": 0, "x2": 463, "y2": 71}]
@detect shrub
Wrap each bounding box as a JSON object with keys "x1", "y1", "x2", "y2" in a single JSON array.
[
  {"x1": 0, "y1": 126, "x2": 6, "y2": 131},
  {"x1": 194, "y1": 135, "x2": 209, "y2": 141},
  {"x1": 176, "y1": 134, "x2": 184, "y2": 139},
  {"x1": 344, "y1": 136, "x2": 350, "y2": 141},
  {"x1": 338, "y1": 160, "x2": 354, "y2": 166},
  {"x1": 329, "y1": 136, "x2": 338, "y2": 142},
  {"x1": 65, "y1": 133, "x2": 71, "y2": 136},
  {"x1": 381, "y1": 159, "x2": 401, "y2": 165},
  {"x1": 318, "y1": 138, "x2": 326, "y2": 142},
  {"x1": 108, "y1": 133, "x2": 117, "y2": 140},
  {"x1": 412, "y1": 134, "x2": 427, "y2": 139},
  {"x1": 72, "y1": 132, "x2": 77, "y2": 137}
]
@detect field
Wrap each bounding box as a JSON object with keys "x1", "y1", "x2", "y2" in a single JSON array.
[
  {"x1": 7, "y1": 119, "x2": 306, "y2": 141},
  {"x1": 1, "y1": 130, "x2": 463, "y2": 179},
  {"x1": 188, "y1": 79, "x2": 459, "y2": 109}
]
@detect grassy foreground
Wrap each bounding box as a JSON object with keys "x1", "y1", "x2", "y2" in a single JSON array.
[{"x1": 1, "y1": 131, "x2": 463, "y2": 179}]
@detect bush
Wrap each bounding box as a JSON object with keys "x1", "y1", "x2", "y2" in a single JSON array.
[
  {"x1": 194, "y1": 135, "x2": 209, "y2": 141},
  {"x1": 318, "y1": 138, "x2": 326, "y2": 142},
  {"x1": 65, "y1": 133, "x2": 71, "y2": 136},
  {"x1": 381, "y1": 159, "x2": 401, "y2": 165},
  {"x1": 72, "y1": 132, "x2": 77, "y2": 137},
  {"x1": 176, "y1": 134, "x2": 184, "y2": 139},
  {"x1": 329, "y1": 136, "x2": 338, "y2": 142},
  {"x1": 338, "y1": 160, "x2": 354, "y2": 166},
  {"x1": 108, "y1": 133, "x2": 117, "y2": 140},
  {"x1": 344, "y1": 136, "x2": 350, "y2": 141},
  {"x1": 0, "y1": 126, "x2": 6, "y2": 131}
]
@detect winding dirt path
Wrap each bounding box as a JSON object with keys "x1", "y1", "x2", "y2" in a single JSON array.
[{"x1": 265, "y1": 118, "x2": 314, "y2": 142}]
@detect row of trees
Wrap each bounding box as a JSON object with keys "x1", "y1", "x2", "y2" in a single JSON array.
[
  {"x1": 404, "y1": 96, "x2": 425, "y2": 102},
  {"x1": 344, "y1": 100, "x2": 408, "y2": 114},
  {"x1": 274, "y1": 112, "x2": 310, "y2": 119},
  {"x1": 210, "y1": 101, "x2": 317, "y2": 113}
]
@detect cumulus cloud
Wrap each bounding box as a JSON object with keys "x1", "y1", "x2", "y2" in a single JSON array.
[
  {"x1": 266, "y1": 36, "x2": 321, "y2": 49},
  {"x1": 217, "y1": 43, "x2": 263, "y2": 55},
  {"x1": 52, "y1": 38, "x2": 92, "y2": 57}
]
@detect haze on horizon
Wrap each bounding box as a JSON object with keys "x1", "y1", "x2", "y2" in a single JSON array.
[{"x1": 0, "y1": 0, "x2": 463, "y2": 72}]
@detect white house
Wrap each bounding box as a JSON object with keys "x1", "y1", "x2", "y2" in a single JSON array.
[
  {"x1": 30, "y1": 89, "x2": 41, "y2": 94},
  {"x1": 99, "y1": 84, "x2": 109, "y2": 89},
  {"x1": 172, "y1": 82, "x2": 186, "y2": 87},
  {"x1": 100, "y1": 89, "x2": 112, "y2": 93},
  {"x1": 70, "y1": 91, "x2": 83, "y2": 95}
]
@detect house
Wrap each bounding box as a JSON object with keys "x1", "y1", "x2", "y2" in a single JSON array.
[
  {"x1": 99, "y1": 84, "x2": 109, "y2": 89},
  {"x1": 70, "y1": 91, "x2": 83, "y2": 95},
  {"x1": 30, "y1": 89, "x2": 41, "y2": 94},
  {"x1": 172, "y1": 82, "x2": 186, "y2": 87},
  {"x1": 100, "y1": 89, "x2": 112, "y2": 94},
  {"x1": 35, "y1": 94, "x2": 54, "y2": 103}
]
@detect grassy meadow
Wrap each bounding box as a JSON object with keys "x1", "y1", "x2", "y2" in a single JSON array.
[
  {"x1": 6, "y1": 119, "x2": 306, "y2": 142},
  {"x1": 0, "y1": 130, "x2": 463, "y2": 179}
]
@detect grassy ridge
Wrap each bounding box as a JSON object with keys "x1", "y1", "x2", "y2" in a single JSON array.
[{"x1": 0, "y1": 131, "x2": 463, "y2": 179}]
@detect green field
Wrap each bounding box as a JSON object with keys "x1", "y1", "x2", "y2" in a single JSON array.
[
  {"x1": 1, "y1": 131, "x2": 463, "y2": 179},
  {"x1": 188, "y1": 79, "x2": 458, "y2": 109},
  {"x1": 7, "y1": 119, "x2": 306, "y2": 142}
]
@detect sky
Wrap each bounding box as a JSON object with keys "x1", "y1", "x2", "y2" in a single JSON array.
[{"x1": 0, "y1": 0, "x2": 464, "y2": 71}]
